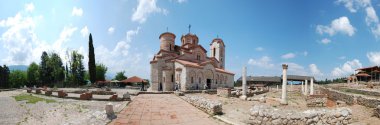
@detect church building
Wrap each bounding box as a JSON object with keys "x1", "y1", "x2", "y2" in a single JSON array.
[{"x1": 149, "y1": 29, "x2": 235, "y2": 91}]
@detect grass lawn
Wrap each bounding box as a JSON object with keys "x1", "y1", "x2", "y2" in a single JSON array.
[{"x1": 13, "y1": 94, "x2": 56, "y2": 104}]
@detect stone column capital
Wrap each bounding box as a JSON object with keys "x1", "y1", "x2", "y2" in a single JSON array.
[{"x1": 282, "y1": 64, "x2": 288, "y2": 69}]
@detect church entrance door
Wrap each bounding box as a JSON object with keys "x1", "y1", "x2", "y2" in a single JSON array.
[{"x1": 207, "y1": 79, "x2": 211, "y2": 89}]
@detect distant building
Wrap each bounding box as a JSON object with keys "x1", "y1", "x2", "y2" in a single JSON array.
[
  {"x1": 351, "y1": 66, "x2": 380, "y2": 83},
  {"x1": 236, "y1": 75, "x2": 314, "y2": 87},
  {"x1": 149, "y1": 31, "x2": 234, "y2": 91}
]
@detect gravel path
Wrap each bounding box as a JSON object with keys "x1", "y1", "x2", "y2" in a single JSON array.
[
  {"x1": 0, "y1": 91, "x2": 27, "y2": 125},
  {"x1": 0, "y1": 90, "x2": 129, "y2": 125}
]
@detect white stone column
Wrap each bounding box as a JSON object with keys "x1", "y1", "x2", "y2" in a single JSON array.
[
  {"x1": 310, "y1": 78, "x2": 314, "y2": 95},
  {"x1": 301, "y1": 81, "x2": 304, "y2": 94},
  {"x1": 305, "y1": 79, "x2": 308, "y2": 96},
  {"x1": 240, "y1": 66, "x2": 247, "y2": 100},
  {"x1": 281, "y1": 64, "x2": 288, "y2": 105},
  {"x1": 277, "y1": 85, "x2": 279, "y2": 91}
]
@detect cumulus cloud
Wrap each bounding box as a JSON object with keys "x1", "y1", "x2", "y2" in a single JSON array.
[
  {"x1": 132, "y1": 0, "x2": 168, "y2": 23},
  {"x1": 80, "y1": 26, "x2": 89, "y2": 38},
  {"x1": 316, "y1": 16, "x2": 356, "y2": 36},
  {"x1": 365, "y1": 6, "x2": 379, "y2": 25},
  {"x1": 95, "y1": 27, "x2": 144, "y2": 75},
  {"x1": 309, "y1": 64, "x2": 323, "y2": 76},
  {"x1": 72, "y1": 7, "x2": 83, "y2": 17},
  {"x1": 108, "y1": 27, "x2": 115, "y2": 34},
  {"x1": 320, "y1": 38, "x2": 331, "y2": 44},
  {"x1": 255, "y1": 47, "x2": 264, "y2": 51},
  {"x1": 247, "y1": 56, "x2": 274, "y2": 69},
  {"x1": 336, "y1": 0, "x2": 371, "y2": 13},
  {"x1": 331, "y1": 59, "x2": 362, "y2": 78},
  {"x1": 286, "y1": 62, "x2": 308, "y2": 75},
  {"x1": 25, "y1": 3, "x2": 35, "y2": 12},
  {"x1": 367, "y1": 52, "x2": 380, "y2": 65},
  {"x1": 281, "y1": 53, "x2": 296, "y2": 59}
]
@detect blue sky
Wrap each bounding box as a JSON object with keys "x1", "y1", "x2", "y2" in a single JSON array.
[{"x1": 1, "y1": 0, "x2": 380, "y2": 80}]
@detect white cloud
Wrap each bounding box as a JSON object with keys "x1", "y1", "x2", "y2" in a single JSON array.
[
  {"x1": 72, "y1": 7, "x2": 83, "y2": 17},
  {"x1": 247, "y1": 56, "x2": 274, "y2": 69},
  {"x1": 80, "y1": 26, "x2": 89, "y2": 38},
  {"x1": 108, "y1": 27, "x2": 115, "y2": 34},
  {"x1": 316, "y1": 16, "x2": 356, "y2": 36},
  {"x1": 281, "y1": 53, "x2": 296, "y2": 59},
  {"x1": 367, "y1": 52, "x2": 380, "y2": 65},
  {"x1": 336, "y1": 0, "x2": 371, "y2": 13},
  {"x1": 95, "y1": 27, "x2": 147, "y2": 77},
  {"x1": 255, "y1": 47, "x2": 264, "y2": 51},
  {"x1": 25, "y1": 3, "x2": 35, "y2": 12},
  {"x1": 320, "y1": 38, "x2": 331, "y2": 44},
  {"x1": 132, "y1": 0, "x2": 168, "y2": 23},
  {"x1": 331, "y1": 59, "x2": 362, "y2": 78},
  {"x1": 309, "y1": 64, "x2": 323, "y2": 76},
  {"x1": 365, "y1": 6, "x2": 379, "y2": 25},
  {"x1": 286, "y1": 62, "x2": 308, "y2": 75},
  {"x1": 126, "y1": 27, "x2": 140, "y2": 43}
]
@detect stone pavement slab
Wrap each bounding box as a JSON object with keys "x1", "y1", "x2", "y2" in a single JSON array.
[{"x1": 110, "y1": 94, "x2": 226, "y2": 125}]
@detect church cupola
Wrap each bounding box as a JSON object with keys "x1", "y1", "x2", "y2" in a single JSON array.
[
  {"x1": 159, "y1": 32, "x2": 176, "y2": 51},
  {"x1": 210, "y1": 38, "x2": 225, "y2": 69},
  {"x1": 180, "y1": 33, "x2": 199, "y2": 46}
]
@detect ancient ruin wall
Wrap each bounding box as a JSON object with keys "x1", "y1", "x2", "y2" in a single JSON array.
[
  {"x1": 181, "y1": 95, "x2": 222, "y2": 115},
  {"x1": 249, "y1": 105, "x2": 352, "y2": 125}
]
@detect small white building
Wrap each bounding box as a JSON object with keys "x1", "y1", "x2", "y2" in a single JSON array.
[{"x1": 150, "y1": 31, "x2": 235, "y2": 91}]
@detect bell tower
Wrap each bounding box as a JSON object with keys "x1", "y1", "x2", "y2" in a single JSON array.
[{"x1": 210, "y1": 38, "x2": 225, "y2": 69}]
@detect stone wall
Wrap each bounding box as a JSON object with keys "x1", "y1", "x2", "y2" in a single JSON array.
[
  {"x1": 217, "y1": 87, "x2": 231, "y2": 98},
  {"x1": 318, "y1": 86, "x2": 380, "y2": 108},
  {"x1": 306, "y1": 95, "x2": 328, "y2": 107},
  {"x1": 249, "y1": 105, "x2": 352, "y2": 125},
  {"x1": 181, "y1": 95, "x2": 222, "y2": 115}
]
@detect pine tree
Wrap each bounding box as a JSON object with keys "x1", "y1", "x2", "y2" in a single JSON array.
[{"x1": 88, "y1": 33, "x2": 96, "y2": 84}]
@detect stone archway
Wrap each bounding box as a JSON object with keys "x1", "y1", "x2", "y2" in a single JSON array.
[{"x1": 204, "y1": 69, "x2": 214, "y2": 89}]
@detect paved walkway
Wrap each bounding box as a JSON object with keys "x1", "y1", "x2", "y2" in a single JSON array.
[{"x1": 110, "y1": 94, "x2": 225, "y2": 125}]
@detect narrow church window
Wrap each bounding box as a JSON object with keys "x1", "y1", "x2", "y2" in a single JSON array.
[
  {"x1": 171, "y1": 74, "x2": 174, "y2": 82},
  {"x1": 191, "y1": 77, "x2": 194, "y2": 83},
  {"x1": 199, "y1": 77, "x2": 201, "y2": 84},
  {"x1": 170, "y1": 44, "x2": 172, "y2": 51},
  {"x1": 213, "y1": 48, "x2": 216, "y2": 57}
]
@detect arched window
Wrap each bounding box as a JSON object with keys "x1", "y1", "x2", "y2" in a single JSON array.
[
  {"x1": 199, "y1": 77, "x2": 201, "y2": 84},
  {"x1": 171, "y1": 74, "x2": 174, "y2": 82},
  {"x1": 191, "y1": 77, "x2": 194, "y2": 83},
  {"x1": 169, "y1": 44, "x2": 172, "y2": 51}
]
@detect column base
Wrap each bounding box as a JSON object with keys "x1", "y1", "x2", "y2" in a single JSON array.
[
  {"x1": 280, "y1": 100, "x2": 288, "y2": 105},
  {"x1": 239, "y1": 95, "x2": 247, "y2": 100}
]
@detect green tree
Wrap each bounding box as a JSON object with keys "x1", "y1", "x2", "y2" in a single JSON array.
[
  {"x1": 9, "y1": 70, "x2": 27, "y2": 88},
  {"x1": 69, "y1": 51, "x2": 86, "y2": 86},
  {"x1": 88, "y1": 33, "x2": 96, "y2": 84},
  {"x1": 114, "y1": 71, "x2": 127, "y2": 81},
  {"x1": 27, "y1": 62, "x2": 39, "y2": 87},
  {"x1": 96, "y1": 63, "x2": 107, "y2": 81},
  {"x1": 49, "y1": 53, "x2": 65, "y2": 86},
  {"x1": 39, "y1": 51, "x2": 50, "y2": 87},
  {"x1": 0, "y1": 65, "x2": 10, "y2": 88}
]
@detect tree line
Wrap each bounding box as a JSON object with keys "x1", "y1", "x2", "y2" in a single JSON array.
[{"x1": 0, "y1": 33, "x2": 130, "y2": 88}]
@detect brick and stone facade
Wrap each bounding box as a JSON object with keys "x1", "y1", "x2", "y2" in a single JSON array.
[{"x1": 150, "y1": 31, "x2": 234, "y2": 91}]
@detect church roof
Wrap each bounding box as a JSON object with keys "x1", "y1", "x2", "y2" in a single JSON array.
[
  {"x1": 210, "y1": 38, "x2": 225, "y2": 47},
  {"x1": 174, "y1": 59, "x2": 234, "y2": 75}
]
